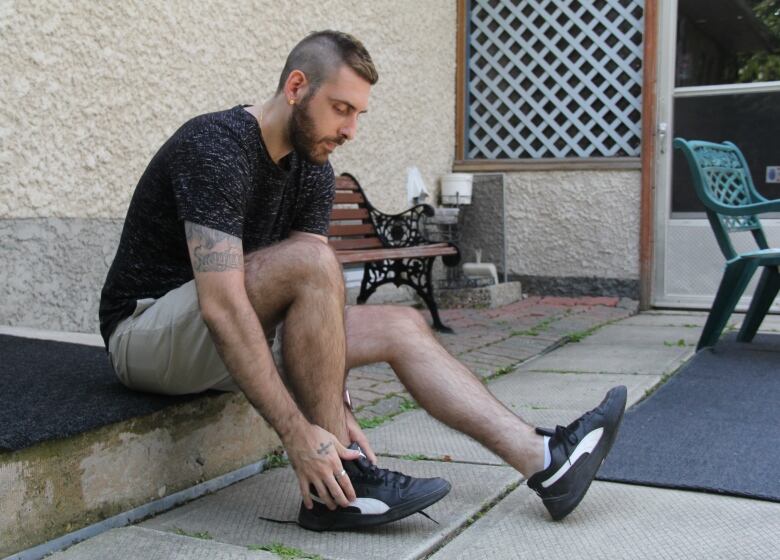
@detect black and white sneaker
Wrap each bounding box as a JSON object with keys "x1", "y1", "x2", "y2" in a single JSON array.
[
  {"x1": 527, "y1": 385, "x2": 627, "y2": 521},
  {"x1": 297, "y1": 443, "x2": 451, "y2": 531}
]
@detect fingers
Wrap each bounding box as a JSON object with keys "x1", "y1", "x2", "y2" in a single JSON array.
[
  {"x1": 312, "y1": 479, "x2": 336, "y2": 510},
  {"x1": 356, "y1": 435, "x2": 378, "y2": 464},
  {"x1": 325, "y1": 471, "x2": 351, "y2": 508},
  {"x1": 335, "y1": 441, "x2": 361, "y2": 461},
  {"x1": 299, "y1": 478, "x2": 313, "y2": 510},
  {"x1": 335, "y1": 467, "x2": 356, "y2": 502}
]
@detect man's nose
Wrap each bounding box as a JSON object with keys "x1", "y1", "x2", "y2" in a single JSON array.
[{"x1": 339, "y1": 115, "x2": 358, "y2": 141}]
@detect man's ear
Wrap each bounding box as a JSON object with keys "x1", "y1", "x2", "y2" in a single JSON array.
[{"x1": 284, "y1": 70, "x2": 309, "y2": 103}]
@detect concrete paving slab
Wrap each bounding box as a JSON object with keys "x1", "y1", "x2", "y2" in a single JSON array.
[
  {"x1": 429, "y1": 482, "x2": 780, "y2": 560},
  {"x1": 519, "y1": 342, "x2": 692, "y2": 375},
  {"x1": 617, "y1": 312, "x2": 709, "y2": 328},
  {"x1": 48, "y1": 527, "x2": 276, "y2": 559},
  {"x1": 142, "y1": 459, "x2": 520, "y2": 560},
  {"x1": 489, "y1": 371, "x2": 661, "y2": 412},
  {"x1": 365, "y1": 405, "x2": 612, "y2": 469},
  {"x1": 578, "y1": 324, "x2": 698, "y2": 347},
  {"x1": 365, "y1": 372, "x2": 658, "y2": 467},
  {"x1": 755, "y1": 313, "x2": 780, "y2": 331},
  {"x1": 366, "y1": 410, "x2": 503, "y2": 465}
]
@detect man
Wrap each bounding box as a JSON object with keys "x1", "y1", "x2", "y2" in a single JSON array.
[{"x1": 100, "y1": 30, "x2": 627, "y2": 531}]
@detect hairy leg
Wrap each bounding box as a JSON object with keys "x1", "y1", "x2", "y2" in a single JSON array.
[
  {"x1": 345, "y1": 305, "x2": 544, "y2": 476},
  {"x1": 243, "y1": 237, "x2": 349, "y2": 444}
]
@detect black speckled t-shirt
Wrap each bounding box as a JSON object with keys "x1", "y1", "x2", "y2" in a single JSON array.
[{"x1": 99, "y1": 105, "x2": 335, "y2": 346}]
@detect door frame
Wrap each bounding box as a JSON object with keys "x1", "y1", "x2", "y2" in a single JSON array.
[{"x1": 650, "y1": 0, "x2": 780, "y2": 310}]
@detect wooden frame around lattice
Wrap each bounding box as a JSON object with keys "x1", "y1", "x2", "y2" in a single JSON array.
[{"x1": 465, "y1": 0, "x2": 645, "y2": 160}]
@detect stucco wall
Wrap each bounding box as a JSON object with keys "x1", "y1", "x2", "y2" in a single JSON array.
[
  {"x1": 503, "y1": 169, "x2": 641, "y2": 295},
  {"x1": 1, "y1": 0, "x2": 455, "y2": 219},
  {"x1": 0, "y1": 0, "x2": 456, "y2": 331}
]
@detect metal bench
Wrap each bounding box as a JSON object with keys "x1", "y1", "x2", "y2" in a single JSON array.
[{"x1": 329, "y1": 173, "x2": 461, "y2": 333}]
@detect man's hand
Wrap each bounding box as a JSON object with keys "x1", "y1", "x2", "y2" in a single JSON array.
[
  {"x1": 345, "y1": 407, "x2": 377, "y2": 464},
  {"x1": 283, "y1": 422, "x2": 361, "y2": 510}
]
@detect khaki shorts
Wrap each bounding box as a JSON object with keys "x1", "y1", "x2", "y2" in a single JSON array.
[{"x1": 108, "y1": 280, "x2": 242, "y2": 395}]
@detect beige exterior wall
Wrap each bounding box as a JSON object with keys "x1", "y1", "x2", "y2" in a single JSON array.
[
  {"x1": 504, "y1": 169, "x2": 641, "y2": 281},
  {"x1": 1, "y1": 0, "x2": 456, "y2": 220}
]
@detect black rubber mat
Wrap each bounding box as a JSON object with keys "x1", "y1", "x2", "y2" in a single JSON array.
[
  {"x1": 597, "y1": 333, "x2": 780, "y2": 502},
  {"x1": 0, "y1": 335, "x2": 205, "y2": 452}
]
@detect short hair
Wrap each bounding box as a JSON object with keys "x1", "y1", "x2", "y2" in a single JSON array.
[{"x1": 276, "y1": 30, "x2": 378, "y2": 94}]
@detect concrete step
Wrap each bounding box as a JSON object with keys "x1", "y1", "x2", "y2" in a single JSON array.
[{"x1": 1, "y1": 388, "x2": 279, "y2": 558}]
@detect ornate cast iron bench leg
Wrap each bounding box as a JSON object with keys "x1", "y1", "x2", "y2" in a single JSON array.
[{"x1": 356, "y1": 258, "x2": 454, "y2": 333}]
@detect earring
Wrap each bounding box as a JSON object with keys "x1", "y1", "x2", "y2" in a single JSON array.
[{"x1": 288, "y1": 98, "x2": 295, "y2": 105}]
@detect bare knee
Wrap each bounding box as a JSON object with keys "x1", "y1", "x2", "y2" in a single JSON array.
[
  {"x1": 291, "y1": 238, "x2": 344, "y2": 291},
  {"x1": 384, "y1": 305, "x2": 433, "y2": 350},
  {"x1": 245, "y1": 237, "x2": 344, "y2": 295}
]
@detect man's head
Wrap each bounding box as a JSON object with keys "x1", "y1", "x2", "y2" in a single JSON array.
[{"x1": 278, "y1": 30, "x2": 378, "y2": 164}]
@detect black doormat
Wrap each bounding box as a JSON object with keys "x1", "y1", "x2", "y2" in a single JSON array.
[
  {"x1": 597, "y1": 333, "x2": 780, "y2": 502},
  {"x1": 0, "y1": 335, "x2": 205, "y2": 452}
]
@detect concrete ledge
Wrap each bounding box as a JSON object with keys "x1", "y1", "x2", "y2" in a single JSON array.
[
  {"x1": 517, "y1": 274, "x2": 639, "y2": 299},
  {"x1": 0, "y1": 392, "x2": 279, "y2": 558},
  {"x1": 437, "y1": 281, "x2": 522, "y2": 309}
]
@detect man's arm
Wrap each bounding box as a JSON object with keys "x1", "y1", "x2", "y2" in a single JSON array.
[
  {"x1": 289, "y1": 230, "x2": 328, "y2": 244},
  {"x1": 184, "y1": 221, "x2": 357, "y2": 509}
]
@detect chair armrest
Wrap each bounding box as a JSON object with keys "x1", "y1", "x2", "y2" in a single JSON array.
[
  {"x1": 711, "y1": 198, "x2": 780, "y2": 216},
  {"x1": 368, "y1": 204, "x2": 435, "y2": 247}
]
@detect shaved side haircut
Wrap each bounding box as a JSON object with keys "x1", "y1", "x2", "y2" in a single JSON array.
[{"x1": 276, "y1": 30, "x2": 379, "y2": 95}]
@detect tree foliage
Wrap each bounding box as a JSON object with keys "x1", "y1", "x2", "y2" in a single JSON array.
[{"x1": 738, "y1": 0, "x2": 780, "y2": 82}]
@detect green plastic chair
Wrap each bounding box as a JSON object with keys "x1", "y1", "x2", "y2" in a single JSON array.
[{"x1": 673, "y1": 138, "x2": 780, "y2": 350}]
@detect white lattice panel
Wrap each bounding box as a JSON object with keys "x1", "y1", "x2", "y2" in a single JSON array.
[{"x1": 467, "y1": 0, "x2": 644, "y2": 159}]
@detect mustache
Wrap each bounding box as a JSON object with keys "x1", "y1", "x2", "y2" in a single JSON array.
[{"x1": 322, "y1": 136, "x2": 347, "y2": 146}]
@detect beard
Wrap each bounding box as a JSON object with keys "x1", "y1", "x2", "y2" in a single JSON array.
[{"x1": 288, "y1": 94, "x2": 343, "y2": 165}]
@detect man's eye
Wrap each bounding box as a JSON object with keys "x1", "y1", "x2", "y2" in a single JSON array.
[{"x1": 334, "y1": 105, "x2": 348, "y2": 115}]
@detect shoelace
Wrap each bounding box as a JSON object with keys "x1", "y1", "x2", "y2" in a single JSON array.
[{"x1": 362, "y1": 463, "x2": 410, "y2": 487}]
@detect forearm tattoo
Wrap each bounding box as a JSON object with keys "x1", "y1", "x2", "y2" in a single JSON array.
[{"x1": 185, "y1": 222, "x2": 242, "y2": 272}]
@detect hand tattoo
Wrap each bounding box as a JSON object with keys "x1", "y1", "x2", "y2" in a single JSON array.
[{"x1": 317, "y1": 442, "x2": 333, "y2": 455}]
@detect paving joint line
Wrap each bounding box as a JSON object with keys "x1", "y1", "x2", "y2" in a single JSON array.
[
  {"x1": 376, "y1": 452, "x2": 512, "y2": 469},
  {"x1": 419, "y1": 480, "x2": 523, "y2": 560}
]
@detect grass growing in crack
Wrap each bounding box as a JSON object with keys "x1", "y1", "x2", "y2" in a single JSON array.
[
  {"x1": 358, "y1": 414, "x2": 393, "y2": 429},
  {"x1": 264, "y1": 450, "x2": 289, "y2": 469},
  {"x1": 248, "y1": 543, "x2": 322, "y2": 559},
  {"x1": 481, "y1": 364, "x2": 516, "y2": 383},
  {"x1": 400, "y1": 453, "x2": 430, "y2": 461},
  {"x1": 399, "y1": 397, "x2": 418, "y2": 412},
  {"x1": 565, "y1": 325, "x2": 600, "y2": 343},
  {"x1": 357, "y1": 396, "x2": 419, "y2": 429},
  {"x1": 663, "y1": 338, "x2": 687, "y2": 347},
  {"x1": 511, "y1": 316, "x2": 557, "y2": 337},
  {"x1": 173, "y1": 528, "x2": 212, "y2": 540}
]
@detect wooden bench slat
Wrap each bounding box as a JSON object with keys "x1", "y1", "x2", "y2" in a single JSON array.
[
  {"x1": 335, "y1": 178, "x2": 359, "y2": 190},
  {"x1": 327, "y1": 223, "x2": 376, "y2": 236},
  {"x1": 330, "y1": 208, "x2": 369, "y2": 220},
  {"x1": 329, "y1": 238, "x2": 384, "y2": 251},
  {"x1": 336, "y1": 244, "x2": 459, "y2": 265},
  {"x1": 329, "y1": 173, "x2": 459, "y2": 332},
  {"x1": 334, "y1": 192, "x2": 365, "y2": 204}
]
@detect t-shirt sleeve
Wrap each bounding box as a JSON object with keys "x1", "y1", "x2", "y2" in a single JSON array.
[
  {"x1": 169, "y1": 123, "x2": 250, "y2": 238},
  {"x1": 292, "y1": 163, "x2": 336, "y2": 236}
]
